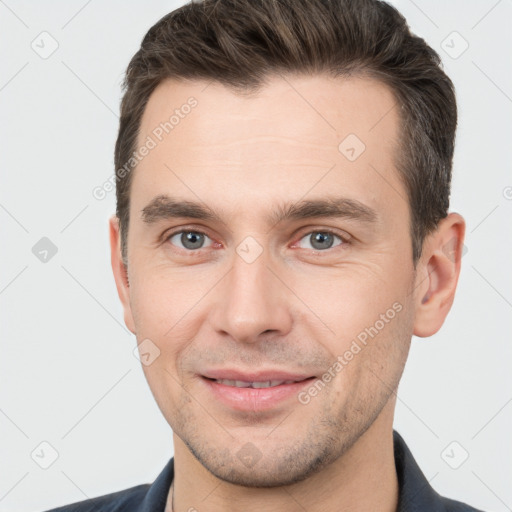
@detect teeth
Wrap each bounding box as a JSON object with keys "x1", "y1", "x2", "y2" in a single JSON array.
[
  {"x1": 215, "y1": 379, "x2": 296, "y2": 388},
  {"x1": 234, "y1": 380, "x2": 251, "y2": 388},
  {"x1": 252, "y1": 381, "x2": 275, "y2": 388}
]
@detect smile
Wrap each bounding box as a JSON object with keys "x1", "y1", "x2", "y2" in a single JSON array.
[{"x1": 211, "y1": 379, "x2": 298, "y2": 388}]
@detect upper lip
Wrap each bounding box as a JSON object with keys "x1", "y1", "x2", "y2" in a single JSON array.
[{"x1": 200, "y1": 369, "x2": 315, "y2": 382}]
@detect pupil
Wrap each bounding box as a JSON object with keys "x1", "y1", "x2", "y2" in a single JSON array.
[
  {"x1": 182, "y1": 232, "x2": 203, "y2": 249},
  {"x1": 311, "y1": 232, "x2": 333, "y2": 250}
]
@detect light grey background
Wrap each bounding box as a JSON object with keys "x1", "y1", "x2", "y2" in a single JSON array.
[{"x1": 1, "y1": 1, "x2": 511, "y2": 511}]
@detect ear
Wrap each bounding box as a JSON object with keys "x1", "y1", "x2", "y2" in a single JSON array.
[
  {"x1": 109, "y1": 215, "x2": 136, "y2": 334},
  {"x1": 413, "y1": 212, "x2": 466, "y2": 338}
]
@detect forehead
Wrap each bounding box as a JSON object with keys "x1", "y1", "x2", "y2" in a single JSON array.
[
  {"x1": 139, "y1": 73, "x2": 399, "y2": 149},
  {"x1": 131, "y1": 73, "x2": 406, "y2": 225}
]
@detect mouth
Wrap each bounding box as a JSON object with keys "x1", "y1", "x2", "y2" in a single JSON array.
[
  {"x1": 199, "y1": 371, "x2": 316, "y2": 411},
  {"x1": 203, "y1": 377, "x2": 311, "y2": 388}
]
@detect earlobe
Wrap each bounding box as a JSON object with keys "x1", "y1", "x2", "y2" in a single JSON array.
[
  {"x1": 109, "y1": 215, "x2": 136, "y2": 334},
  {"x1": 413, "y1": 213, "x2": 466, "y2": 338}
]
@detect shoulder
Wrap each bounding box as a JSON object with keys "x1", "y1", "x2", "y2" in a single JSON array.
[
  {"x1": 41, "y1": 456, "x2": 175, "y2": 512},
  {"x1": 41, "y1": 483, "x2": 150, "y2": 512},
  {"x1": 439, "y1": 494, "x2": 486, "y2": 512},
  {"x1": 393, "y1": 430, "x2": 487, "y2": 512}
]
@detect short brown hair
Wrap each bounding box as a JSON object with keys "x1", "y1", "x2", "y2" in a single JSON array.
[{"x1": 115, "y1": 0, "x2": 457, "y2": 265}]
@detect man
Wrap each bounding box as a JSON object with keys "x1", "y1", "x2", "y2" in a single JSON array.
[{"x1": 45, "y1": 0, "x2": 483, "y2": 510}]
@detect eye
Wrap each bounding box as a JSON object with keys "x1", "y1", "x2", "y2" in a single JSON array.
[
  {"x1": 166, "y1": 230, "x2": 214, "y2": 251},
  {"x1": 295, "y1": 230, "x2": 346, "y2": 251}
]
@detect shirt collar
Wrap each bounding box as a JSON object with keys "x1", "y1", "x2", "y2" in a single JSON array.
[
  {"x1": 393, "y1": 429, "x2": 445, "y2": 511},
  {"x1": 139, "y1": 455, "x2": 174, "y2": 512}
]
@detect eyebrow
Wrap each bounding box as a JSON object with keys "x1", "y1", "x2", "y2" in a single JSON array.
[{"x1": 141, "y1": 194, "x2": 378, "y2": 227}]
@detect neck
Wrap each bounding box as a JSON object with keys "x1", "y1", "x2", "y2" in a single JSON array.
[{"x1": 167, "y1": 406, "x2": 398, "y2": 512}]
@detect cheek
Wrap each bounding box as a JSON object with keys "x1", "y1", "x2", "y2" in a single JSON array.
[
  {"x1": 128, "y1": 275, "x2": 189, "y2": 378},
  {"x1": 290, "y1": 262, "x2": 411, "y2": 347},
  {"x1": 129, "y1": 267, "x2": 191, "y2": 336},
  {"x1": 324, "y1": 297, "x2": 413, "y2": 419}
]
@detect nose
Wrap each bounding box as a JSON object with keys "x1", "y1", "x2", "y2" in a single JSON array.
[{"x1": 209, "y1": 243, "x2": 293, "y2": 344}]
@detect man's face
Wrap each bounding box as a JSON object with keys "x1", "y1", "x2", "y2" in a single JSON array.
[{"x1": 115, "y1": 75, "x2": 420, "y2": 486}]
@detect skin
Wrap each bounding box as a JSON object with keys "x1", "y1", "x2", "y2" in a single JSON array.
[{"x1": 109, "y1": 74, "x2": 465, "y2": 512}]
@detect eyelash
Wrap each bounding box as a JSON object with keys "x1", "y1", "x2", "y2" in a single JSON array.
[{"x1": 163, "y1": 226, "x2": 351, "y2": 254}]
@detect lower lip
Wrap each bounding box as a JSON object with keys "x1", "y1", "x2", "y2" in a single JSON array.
[{"x1": 200, "y1": 376, "x2": 316, "y2": 412}]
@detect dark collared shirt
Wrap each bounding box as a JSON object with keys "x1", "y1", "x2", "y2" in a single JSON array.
[{"x1": 43, "y1": 430, "x2": 484, "y2": 511}]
